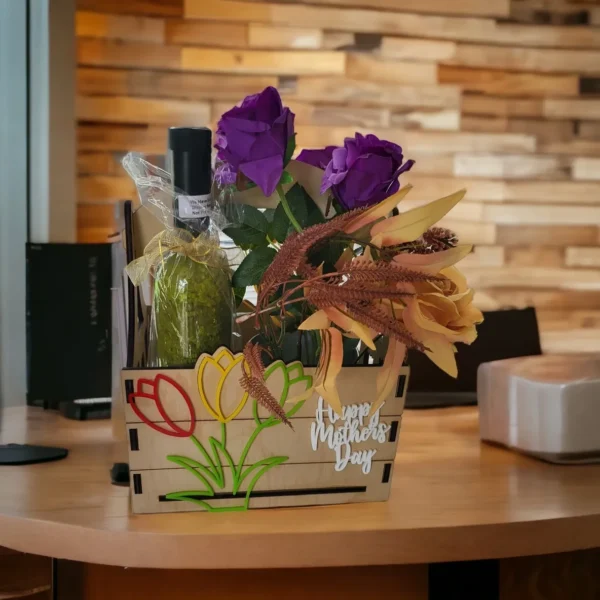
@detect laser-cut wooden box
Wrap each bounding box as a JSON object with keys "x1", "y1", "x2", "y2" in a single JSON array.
[{"x1": 122, "y1": 347, "x2": 408, "y2": 514}]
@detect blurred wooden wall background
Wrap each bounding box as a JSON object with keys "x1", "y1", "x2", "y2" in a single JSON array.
[{"x1": 76, "y1": 0, "x2": 600, "y2": 353}]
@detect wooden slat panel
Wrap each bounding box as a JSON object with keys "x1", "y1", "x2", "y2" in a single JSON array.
[
  {"x1": 510, "y1": 0, "x2": 599, "y2": 26},
  {"x1": 496, "y1": 225, "x2": 599, "y2": 246},
  {"x1": 258, "y1": 0, "x2": 510, "y2": 18},
  {"x1": 78, "y1": 152, "x2": 124, "y2": 176},
  {"x1": 77, "y1": 227, "x2": 115, "y2": 243},
  {"x1": 461, "y1": 116, "x2": 574, "y2": 144},
  {"x1": 459, "y1": 245, "x2": 505, "y2": 267},
  {"x1": 405, "y1": 175, "x2": 600, "y2": 203},
  {"x1": 124, "y1": 366, "x2": 407, "y2": 424},
  {"x1": 77, "y1": 204, "x2": 118, "y2": 232},
  {"x1": 449, "y1": 43, "x2": 600, "y2": 74},
  {"x1": 379, "y1": 37, "x2": 457, "y2": 62},
  {"x1": 438, "y1": 65, "x2": 578, "y2": 97},
  {"x1": 544, "y1": 98, "x2": 600, "y2": 119},
  {"x1": 578, "y1": 121, "x2": 600, "y2": 140},
  {"x1": 78, "y1": 0, "x2": 183, "y2": 17},
  {"x1": 390, "y1": 109, "x2": 460, "y2": 131},
  {"x1": 347, "y1": 54, "x2": 439, "y2": 85},
  {"x1": 78, "y1": 38, "x2": 182, "y2": 69},
  {"x1": 165, "y1": 19, "x2": 248, "y2": 47},
  {"x1": 275, "y1": 102, "x2": 392, "y2": 128},
  {"x1": 490, "y1": 22, "x2": 600, "y2": 48},
  {"x1": 437, "y1": 220, "x2": 497, "y2": 244},
  {"x1": 406, "y1": 154, "x2": 454, "y2": 176},
  {"x1": 483, "y1": 203, "x2": 600, "y2": 225},
  {"x1": 78, "y1": 124, "x2": 167, "y2": 153},
  {"x1": 77, "y1": 67, "x2": 277, "y2": 101},
  {"x1": 77, "y1": 95, "x2": 211, "y2": 126},
  {"x1": 572, "y1": 157, "x2": 600, "y2": 180},
  {"x1": 128, "y1": 417, "x2": 400, "y2": 470},
  {"x1": 131, "y1": 461, "x2": 394, "y2": 513},
  {"x1": 536, "y1": 309, "x2": 600, "y2": 331},
  {"x1": 180, "y1": 47, "x2": 346, "y2": 75},
  {"x1": 505, "y1": 246, "x2": 564, "y2": 268},
  {"x1": 289, "y1": 77, "x2": 461, "y2": 109},
  {"x1": 185, "y1": 1, "x2": 498, "y2": 41},
  {"x1": 453, "y1": 153, "x2": 571, "y2": 179},
  {"x1": 462, "y1": 94, "x2": 543, "y2": 118},
  {"x1": 539, "y1": 138, "x2": 600, "y2": 157},
  {"x1": 565, "y1": 246, "x2": 600, "y2": 267},
  {"x1": 322, "y1": 31, "x2": 355, "y2": 49},
  {"x1": 76, "y1": 11, "x2": 165, "y2": 43},
  {"x1": 461, "y1": 266, "x2": 600, "y2": 290},
  {"x1": 478, "y1": 289, "x2": 600, "y2": 310},
  {"x1": 78, "y1": 175, "x2": 136, "y2": 203},
  {"x1": 504, "y1": 181, "x2": 600, "y2": 204},
  {"x1": 248, "y1": 24, "x2": 323, "y2": 49},
  {"x1": 403, "y1": 174, "x2": 505, "y2": 201},
  {"x1": 298, "y1": 126, "x2": 536, "y2": 153},
  {"x1": 542, "y1": 328, "x2": 600, "y2": 353}
]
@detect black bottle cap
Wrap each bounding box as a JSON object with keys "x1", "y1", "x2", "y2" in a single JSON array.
[{"x1": 168, "y1": 127, "x2": 212, "y2": 196}]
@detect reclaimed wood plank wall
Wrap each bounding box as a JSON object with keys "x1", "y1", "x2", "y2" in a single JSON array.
[{"x1": 76, "y1": 0, "x2": 600, "y2": 353}]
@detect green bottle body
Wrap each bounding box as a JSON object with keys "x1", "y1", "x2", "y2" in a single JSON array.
[{"x1": 151, "y1": 252, "x2": 232, "y2": 367}]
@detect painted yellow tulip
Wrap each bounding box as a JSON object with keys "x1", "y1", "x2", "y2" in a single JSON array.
[{"x1": 197, "y1": 347, "x2": 250, "y2": 423}]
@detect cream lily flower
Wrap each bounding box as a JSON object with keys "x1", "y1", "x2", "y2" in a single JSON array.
[{"x1": 402, "y1": 267, "x2": 484, "y2": 378}]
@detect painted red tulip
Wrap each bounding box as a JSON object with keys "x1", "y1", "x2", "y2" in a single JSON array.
[{"x1": 128, "y1": 374, "x2": 196, "y2": 437}]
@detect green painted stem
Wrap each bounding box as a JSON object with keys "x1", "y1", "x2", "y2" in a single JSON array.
[
  {"x1": 190, "y1": 435, "x2": 218, "y2": 476},
  {"x1": 277, "y1": 183, "x2": 302, "y2": 233},
  {"x1": 233, "y1": 422, "x2": 267, "y2": 493}
]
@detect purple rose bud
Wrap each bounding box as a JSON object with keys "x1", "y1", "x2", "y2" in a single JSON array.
[
  {"x1": 215, "y1": 87, "x2": 295, "y2": 197},
  {"x1": 298, "y1": 132, "x2": 414, "y2": 211}
]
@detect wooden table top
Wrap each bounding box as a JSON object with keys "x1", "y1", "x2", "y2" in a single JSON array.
[{"x1": 0, "y1": 406, "x2": 599, "y2": 570}]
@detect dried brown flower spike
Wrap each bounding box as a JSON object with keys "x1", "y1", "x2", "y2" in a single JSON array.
[{"x1": 240, "y1": 342, "x2": 292, "y2": 428}]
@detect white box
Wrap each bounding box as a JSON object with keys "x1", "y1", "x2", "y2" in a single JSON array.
[{"x1": 478, "y1": 355, "x2": 600, "y2": 464}]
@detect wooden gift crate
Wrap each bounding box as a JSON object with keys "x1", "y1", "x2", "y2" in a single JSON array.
[{"x1": 122, "y1": 347, "x2": 409, "y2": 514}]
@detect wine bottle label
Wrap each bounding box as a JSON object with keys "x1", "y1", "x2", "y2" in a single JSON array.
[{"x1": 177, "y1": 194, "x2": 211, "y2": 219}]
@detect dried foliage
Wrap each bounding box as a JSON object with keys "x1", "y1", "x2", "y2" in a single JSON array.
[
  {"x1": 346, "y1": 303, "x2": 426, "y2": 352},
  {"x1": 258, "y1": 207, "x2": 367, "y2": 307},
  {"x1": 306, "y1": 284, "x2": 413, "y2": 308},
  {"x1": 240, "y1": 342, "x2": 291, "y2": 427},
  {"x1": 243, "y1": 341, "x2": 265, "y2": 377},
  {"x1": 344, "y1": 261, "x2": 443, "y2": 284}
]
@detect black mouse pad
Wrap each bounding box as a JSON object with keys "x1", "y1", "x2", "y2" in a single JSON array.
[{"x1": 0, "y1": 444, "x2": 68, "y2": 465}]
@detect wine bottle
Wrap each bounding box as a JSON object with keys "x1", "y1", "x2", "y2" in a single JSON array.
[
  {"x1": 151, "y1": 127, "x2": 233, "y2": 367},
  {"x1": 168, "y1": 127, "x2": 212, "y2": 234}
]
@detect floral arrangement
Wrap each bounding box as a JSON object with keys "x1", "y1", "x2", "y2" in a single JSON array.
[{"x1": 215, "y1": 86, "x2": 483, "y2": 420}]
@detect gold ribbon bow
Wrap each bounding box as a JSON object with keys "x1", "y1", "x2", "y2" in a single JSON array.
[{"x1": 125, "y1": 229, "x2": 228, "y2": 286}]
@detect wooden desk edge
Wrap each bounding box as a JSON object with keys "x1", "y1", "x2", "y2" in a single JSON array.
[{"x1": 1, "y1": 512, "x2": 599, "y2": 569}]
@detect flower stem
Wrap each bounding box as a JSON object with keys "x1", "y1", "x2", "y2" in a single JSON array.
[{"x1": 276, "y1": 183, "x2": 302, "y2": 233}]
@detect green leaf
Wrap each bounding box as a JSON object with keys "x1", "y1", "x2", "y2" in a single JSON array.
[
  {"x1": 263, "y1": 208, "x2": 275, "y2": 224},
  {"x1": 232, "y1": 247, "x2": 277, "y2": 287},
  {"x1": 233, "y1": 286, "x2": 246, "y2": 307},
  {"x1": 223, "y1": 204, "x2": 269, "y2": 249},
  {"x1": 270, "y1": 201, "x2": 292, "y2": 243},
  {"x1": 279, "y1": 170, "x2": 294, "y2": 185},
  {"x1": 167, "y1": 455, "x2": 220, "y2": 487},
  {"x1": 285, "y1": 399, "x2": 306, "y2": 420},
  {"x1": 286, "y1": 183, "x2": 325, "y2": 228},
  {"x1": 284, "y1": 134, "x2": 296, "y2": 165},
  {"x1": 308, "y1": 238, "x2": 346, "y2": 273}
]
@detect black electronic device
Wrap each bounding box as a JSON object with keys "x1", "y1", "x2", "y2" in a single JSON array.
[{"x1": 406, "y1": 307, "x2": 542, "y2": 408}]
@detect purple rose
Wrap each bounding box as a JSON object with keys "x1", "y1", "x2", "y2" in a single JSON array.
[
  {"x1": 297, "y1": 133, "x2": 414, "y2": 211},
  {"x1": 215, "y1": 86, "x2": 295, "y2": 197}
]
